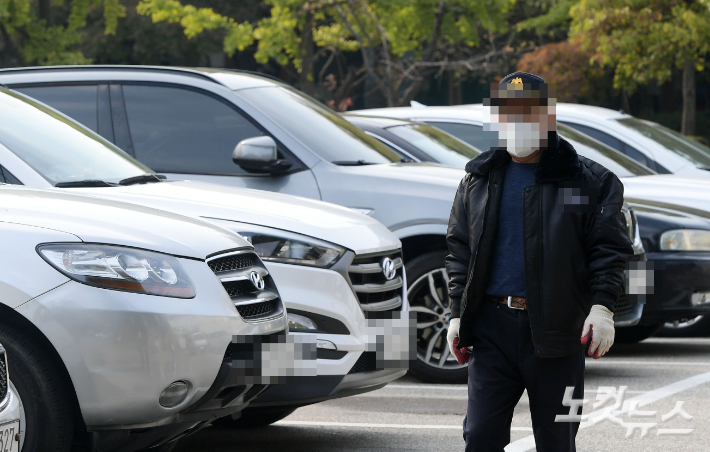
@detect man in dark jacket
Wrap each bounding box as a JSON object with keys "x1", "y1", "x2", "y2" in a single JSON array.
[{"x1": 445, "y1": 72, "x2": 634, "y2": 452}]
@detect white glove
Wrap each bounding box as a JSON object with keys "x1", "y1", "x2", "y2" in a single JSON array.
[
  {"x1": 447, "y1": 318, "x2": 460, "y2": 356},
  {"x1": 581, "y1": 304, "x2": 614, "y2": 359}
]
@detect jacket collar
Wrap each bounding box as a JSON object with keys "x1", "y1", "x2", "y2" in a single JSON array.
[{"x1": 464, "y1": 131, "x2": 581, "y2": 183}]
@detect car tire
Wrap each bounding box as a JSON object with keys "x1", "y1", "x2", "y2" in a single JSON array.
[
  {"x1": 614, "y1": 324, "x2": 663, "y2": 344},
  {"x1": 658, "y1": 315, "x2": 710, "y2": 337},
  {"x1": 0, "y1": 326, "x2": 75, "y2": 452},
  {"x1": 212, "y1": 407, "x2": 298, "y2": 428},
  {"x1": 406, "y1": 250, "x2": 468, "y2": 384}
]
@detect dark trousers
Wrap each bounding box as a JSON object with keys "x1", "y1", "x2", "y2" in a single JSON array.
[{"x1": 463, "y1": 300, "x2": 585, "y2": 452}]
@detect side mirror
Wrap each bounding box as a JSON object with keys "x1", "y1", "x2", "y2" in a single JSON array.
[{"x1": 232, "y1": 136, "x2": 292, "y2": 174}]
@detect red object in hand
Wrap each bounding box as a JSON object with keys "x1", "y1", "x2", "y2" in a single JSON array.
[
  {"x1": 452, "y1": 336, "x2": 472, "y2": 364},
  {"x1": 580, "y1": 324, "x2": 603, "y2": 359}
]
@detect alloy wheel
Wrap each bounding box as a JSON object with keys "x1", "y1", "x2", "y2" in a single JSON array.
[{"x1": 408, "y1": 267, "x2": 467, "y2": 371}]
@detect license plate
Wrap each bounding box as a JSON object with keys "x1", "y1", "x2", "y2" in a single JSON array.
[{"x1": 0, "y1": 420, "x2": 19, "y2": 452}]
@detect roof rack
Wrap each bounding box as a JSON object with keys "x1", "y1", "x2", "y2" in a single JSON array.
[
  {"x1": 215, "y1": 68, "x2": 285, "y2": 84},
  {"x1": 0, "y1": 65, "x2": 224, "y2": 85}
]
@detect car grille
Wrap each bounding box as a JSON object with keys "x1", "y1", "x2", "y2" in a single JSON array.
[
  {"x1": 208, "y1": 253, "x2": 257, "y2": 273},
  {"x1": 348, "y1": 352, "x2": 378, "y2": 374},
  {"x1": 614, "y1": 294, "x2": 633, "y2": 318},
  {"x1": 236, "y1": 300, "x2": 278, "y2": 319},
  {"x1": 0, "y1": 346, "x2": 7, "y2": 404},
  {"x1": 207, "y1": 250, "x2": 284, "y2": 322},
  {"x1": 347, "y1": 251, "x2": 404, "y2": 315}
]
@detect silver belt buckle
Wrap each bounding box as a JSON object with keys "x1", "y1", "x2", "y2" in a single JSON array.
[{"x1": 507, "y1": 296, "x2": 524, "y2": 310}]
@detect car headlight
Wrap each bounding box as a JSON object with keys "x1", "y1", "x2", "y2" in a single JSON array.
[
  {"x1": 622, "y1": 206, "x2": 645, "y2": 255},
  {"x1": 659, "y1": 229, "x2": 710, "y2": 251},
  {"x1": 37, "y1": 243, "x2": 196, "y2": 298},
  {"x1": 205, "y1": 220, "x2": 346, "y2": 268}
]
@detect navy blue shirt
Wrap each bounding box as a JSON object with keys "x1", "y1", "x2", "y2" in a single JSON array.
[{"x1": 485, "y1": 161, "x2": 538, "y2": 298}]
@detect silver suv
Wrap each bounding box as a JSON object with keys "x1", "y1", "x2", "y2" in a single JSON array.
[{"x1": 0, "y1": 185, "x2": 291, "y2": 451}]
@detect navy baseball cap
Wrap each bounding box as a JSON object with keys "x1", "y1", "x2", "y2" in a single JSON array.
[
  {"x1": 486, "y1": 71, "x2": 553, "y2": 106},
  {"x1": 499, "y1": 71, "x2": 545, "y2": 89}
]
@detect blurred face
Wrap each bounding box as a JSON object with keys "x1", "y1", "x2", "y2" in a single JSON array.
[{"x1": 484, "y1": 83, "x2": 557, "y2": 157}]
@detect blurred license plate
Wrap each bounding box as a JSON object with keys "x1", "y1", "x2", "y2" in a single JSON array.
[{"x1": 0, "y1": 420, "x2": 19, "y2": 452}]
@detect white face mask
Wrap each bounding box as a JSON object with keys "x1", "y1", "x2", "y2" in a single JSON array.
[{"x1": 497, "y1": 121, "x2": 544, "y2": 158}]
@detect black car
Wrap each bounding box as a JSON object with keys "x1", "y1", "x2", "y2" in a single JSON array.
[{"x1": 346, "y1": 113, "x2": 710, "y2": 340}]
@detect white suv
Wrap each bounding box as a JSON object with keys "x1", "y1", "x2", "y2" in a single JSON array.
[
  {"x1": 0, "y1": 185, "x2": 290, "y2": 451},
  {"x1": 0, "y1": 87, "x2": 411, "y2": 426}
]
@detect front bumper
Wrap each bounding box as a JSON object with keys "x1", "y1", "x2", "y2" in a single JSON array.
[
  {"x1": 15, "y1": 257, "x2": 288, "y2": 429},
  {"x1": 246, "y1": 261, "x2": 411, "y2": 408},
  {"x1": 248, "y1": 367, "x2": 407, "y2": 408},
  {"x1": 636, "y1": 252, "x2": 710, "y2": 325}
]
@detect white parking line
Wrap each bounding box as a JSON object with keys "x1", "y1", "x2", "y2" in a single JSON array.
[
  {"x1": 275, "y1": 420, "x2": 534, "y2": 431},
  {"x1": 384, "y1": 384, "x2": 646, "y2": 394},
  {"x1": 586, "y1": 360, "x2": 710, "y2": 366},
  {"x1": 504, "y1": 370, "x2": 710, "y2": 452}
]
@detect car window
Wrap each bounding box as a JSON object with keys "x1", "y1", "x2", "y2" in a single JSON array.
[
  {"x1": 428, "y1": 122, "x2": 498, "y2": 152},
  {"x1": 560, "y1": 122, "x2": 623, "y2": 151},
  {"x1": 616, "y1": 117, "x2": 710, "y2": 169},
  {"x1": 416, "y1": 119, "x2": 653, "y2": 177},
  {"x1": 556, "y1": 124, "x2": 655, "y2": 177},
  {"x1": 560, "y1": 121, "x2": 655, "y2": 168},
  {"x1": 0, "y1": 165, "x2": 22, "y2": 184},
  {"x1": 387, "y1": 124, "x2": 480, "y2": 166},
  {"x1": 14, "y1": 85, "x2": 98, "y2": 132},
  {"x1": 237, "y1": 87, "x2": 400, "y2": 164},
  {"x1": 122, "y1": 85, "x2": 265, "y2": 174},
  {"x1": 0, "y1": 89, "x2": 151, "y2": 185}
]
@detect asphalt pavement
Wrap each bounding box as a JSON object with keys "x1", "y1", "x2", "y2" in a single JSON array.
[{"x1": 174, "y1": 337, "x2": 710, "y2": 452}]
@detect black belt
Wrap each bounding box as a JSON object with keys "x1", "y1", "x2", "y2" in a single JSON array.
[{"x1": 486, "y1": 295, "x2": 527, "y2": 310}]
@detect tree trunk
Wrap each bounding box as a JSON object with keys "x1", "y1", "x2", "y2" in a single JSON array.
[
  {"x1": 39, "y1": 0, "x2": 51, "y2": 25},
  {"x1": 681, "y1": 58, "x2": 696, "y2": 136},
  {"x1": 298, "y1": 10, "x2": 316, "y2": 96},
  {"x1": 621, "y1": 90, "x2": 631, "y2": 115}
]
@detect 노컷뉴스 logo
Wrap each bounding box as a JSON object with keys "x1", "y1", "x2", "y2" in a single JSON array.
[
  {"x1": 382, "y1": 257, "x2": 397, "y2": 281},
  {"x1": 249, "y1": 271, "x2": 265, "y2": 291}
]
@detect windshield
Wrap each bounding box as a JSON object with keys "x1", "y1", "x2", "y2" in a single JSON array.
[
  {"x1": 556, "y1": 124, "x2": 655, "y2": 177},
  {"x1": 616, "y1": 117, "x2": 710, "y2": 168},
  {"x1": 0, "y1": 89, "x2": 152, "y2": 185},
  {"x1": 421, "y1": 120, "x2": 653, "y2": 177},
  {"x1": 236, "y1": 87, "x2": 401, "y2": 164},
  {"x1": 387, "y1": 124, "x2": 480, "y2": 166}
]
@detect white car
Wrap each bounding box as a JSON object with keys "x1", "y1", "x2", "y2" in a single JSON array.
[
  {"x1": 0, "y1": 87, "x2": 410, "y2": 426},
  {"x1": 1, "y1": 345, "x2": 21, "y2": 452},
  {"x1": 0, "y1": 184, "x2": 290, "y2": 451},
  {"x1": 474, "y1": 102, "x2": 710, "y2": 177}
]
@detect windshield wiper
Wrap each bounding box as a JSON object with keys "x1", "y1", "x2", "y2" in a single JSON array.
[
  {"x1": 55, "y1": 180, "x2": 117, "y2": 188},
  {"x1": 331, "y1": 160, "x2": 377, "y2": 166},
  {"x1": 118, "y1": 174, "x2": 166, "y2": 186}
]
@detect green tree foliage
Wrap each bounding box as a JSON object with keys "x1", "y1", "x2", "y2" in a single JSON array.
[
  {"x1": 137, "y1": 0, "x2": 520, "y2": 106},
  {"x1": 569, "y1": 0, "x2": 710, "y2": 134},
  {"x1": 0, "y1": 0, "x2": 126, "y2": 65}
]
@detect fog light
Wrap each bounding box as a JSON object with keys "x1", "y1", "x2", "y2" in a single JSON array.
[
  {"x1": 691, "y1": 292, "x2": 710, "y2": 306},
  {"x1": 288, "y1": 313, "x2": 318, "y2": 331},
  {"x1": 159, "y1": 381, "x2": 189, "y2": 407},
  {"x1": 317, "y1": 339, "x2": 337, "y2": 350}
]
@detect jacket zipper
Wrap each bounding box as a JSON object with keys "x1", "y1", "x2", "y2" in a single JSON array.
[{"x1": 461, "y1": 176, "x2": 493, "y2": 316}]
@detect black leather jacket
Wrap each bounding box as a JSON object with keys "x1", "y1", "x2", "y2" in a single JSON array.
[{"x1": 446, "y1": 132, "x2": 634, "y2": 357}]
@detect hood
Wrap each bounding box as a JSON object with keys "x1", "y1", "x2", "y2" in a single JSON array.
[
  {"x1": 622, "y1": 175, "x2": 710, "y2": 218},
  {"x1": 71, "y1": 180, "x2": 401, "y2": 255},
  {"x1": 350, "y1": 161, "x2": 465, "y2": 186},
  {"x1": 310, "y1": 161, "x2": 465, "y2": 233},
  {"x1": 0, "y1": 185, "x2": 251, "y2": 259}
]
